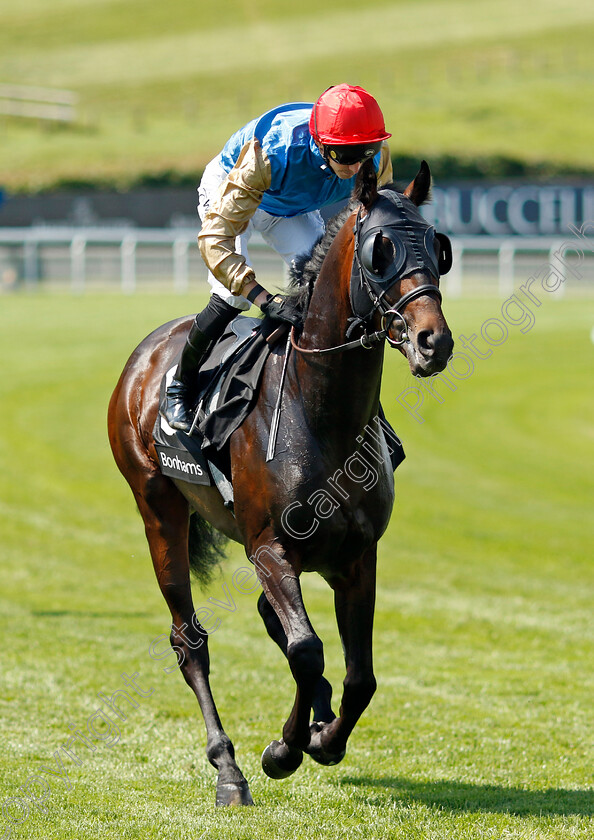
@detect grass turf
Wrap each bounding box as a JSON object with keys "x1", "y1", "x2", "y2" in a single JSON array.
[
  {"x1": 0, "y1": 290, "x2": 592, "y2": 838},
  {"x1": 1, "y1": 0, "x2": 593, "y2": 190}
]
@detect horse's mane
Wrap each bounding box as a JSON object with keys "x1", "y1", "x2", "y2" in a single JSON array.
[
  {"x1": 287, "y1": 200, "x2": 357, "y2": 313},
  {"x1": 286, "y1": 182, "x2": 415, "y2": 315},
  {"x1": 288, "y1": 177, "x2": 431, "y2": 313}
]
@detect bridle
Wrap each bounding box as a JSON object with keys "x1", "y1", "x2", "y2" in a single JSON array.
[{"x1": 290, "y1": 192, "x2": 443, "y2": 357}]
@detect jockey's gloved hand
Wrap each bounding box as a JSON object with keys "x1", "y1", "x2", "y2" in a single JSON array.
[{"x1": 260, "y1": 294, "x2": 304, "y2": 330}]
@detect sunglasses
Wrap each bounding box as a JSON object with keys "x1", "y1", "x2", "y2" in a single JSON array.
[{"x1": 326, "y1": 141, "x2": 382, "y2": 166}]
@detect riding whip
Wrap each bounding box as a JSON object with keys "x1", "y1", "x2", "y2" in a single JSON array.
[{"x1": 266, "y1": 330, "x2": 292, "y2": 462}]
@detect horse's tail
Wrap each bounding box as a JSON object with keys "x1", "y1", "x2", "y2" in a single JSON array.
[{"x1": 188, "y1": 512, "x2": 228, "y2": 588}]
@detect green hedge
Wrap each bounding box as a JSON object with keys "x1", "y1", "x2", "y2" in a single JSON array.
[{"x1": 17, "y1": 153, "x2": 594, "y2": 197}]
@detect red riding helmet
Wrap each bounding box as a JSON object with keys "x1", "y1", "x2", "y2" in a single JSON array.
[{"x1": 309, "y1": 84, "x2": 391, "y2": 146}]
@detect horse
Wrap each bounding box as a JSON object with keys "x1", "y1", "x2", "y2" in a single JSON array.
[{"x1": 107, "y1": 160, "x2": 454, "y2": 807}]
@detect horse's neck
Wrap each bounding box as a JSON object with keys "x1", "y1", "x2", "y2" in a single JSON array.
[{"x1": 292, "y1": 222, "x2": 385, "y2": 438}]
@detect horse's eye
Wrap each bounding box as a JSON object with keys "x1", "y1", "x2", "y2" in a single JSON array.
[
  {"x1": 360, "y1": 229, "x2": 406, "y2": 284},
  {"x1": 372, "y1": 233, "x2": 391, "y2": 276},
  {"x1": 360, "y1": 231, "x2": 383, "y2": 277}
]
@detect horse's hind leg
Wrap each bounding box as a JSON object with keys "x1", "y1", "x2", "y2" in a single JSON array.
[
  {"x1": 135, "y1": 472, "x2": 253, "y2": 806},
  {"x1": 257, "y1": 591, "x2": 335, "y2": 723}
]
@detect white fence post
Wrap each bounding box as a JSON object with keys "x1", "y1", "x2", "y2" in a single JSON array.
[
  {"x1": 548, "y1": 240, "x2": 568, "y2": 299},
  {"x1": 173, "y1": 237, "x2": 190, "y2": 293},
  {"x1": 121, "y1": 235, "x2": 137, "y2": 294},
  {"x1": 498, "y1": 241, "x2": 515, "y2": 298},
  {"x1": 23, "y1": 239, "x2": 38, "y2": 288},
  {"x1": 70, "y1": 235, "x2": 86, "y2": 293}
]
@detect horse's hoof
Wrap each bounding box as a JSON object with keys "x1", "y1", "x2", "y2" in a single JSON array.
[
  {"x1": 215, "y1": 779, "x2": 254, "y2": 806},
  {"x1": 261, "y1": 739, "x2": 303, "y2": 779},
  {"x1": 304, "y1": 721, "x2": 347, "y2": 767}
]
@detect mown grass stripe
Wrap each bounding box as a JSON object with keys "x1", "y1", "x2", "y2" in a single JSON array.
[{"x1": 2, "y1": 0, "x2": 594, "y2": 87}]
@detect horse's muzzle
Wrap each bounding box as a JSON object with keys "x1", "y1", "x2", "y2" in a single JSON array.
[{"x1": 409, "y1": 328, "x2": 454, "y2": 375}]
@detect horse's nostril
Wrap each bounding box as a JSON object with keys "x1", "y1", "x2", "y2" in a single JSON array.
[
  {"x1": 417, "y1": 329, "x2": 434, "y2": 352},
  {"x1": 417, "y1": 329, "x2": 453, "y2": 358}
]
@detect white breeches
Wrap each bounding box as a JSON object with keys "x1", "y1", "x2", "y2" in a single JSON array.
[{"x1": 197, "y1": 155, "x2": 325, "y2": 310}]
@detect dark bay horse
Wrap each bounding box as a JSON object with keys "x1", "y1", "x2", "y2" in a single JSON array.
[{"x1": 108, "y1": 161, "x2": 453, "y2": 806}]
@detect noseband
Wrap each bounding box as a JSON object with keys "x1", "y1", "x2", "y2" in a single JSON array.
[
  {"x1": 372, "y1": 282, "x2": 442, "y2": 349},
  {"x1": 291, "y1": 189, "x2": 443, "y2": 357}
]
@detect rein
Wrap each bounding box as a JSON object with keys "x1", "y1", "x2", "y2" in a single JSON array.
[{"x1": 289, "y1": 283, "x2": 442, "y2": 357}]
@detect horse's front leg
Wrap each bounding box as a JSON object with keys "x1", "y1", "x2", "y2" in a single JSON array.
[
  {"x1": 305, "y1": 545, "x2": 378, "y2": 766},
  {"x1": 257, "y1": 591, "x2": 336, "y2": 724},
  {"x1": 252, "y1": 540, "x2": 325, "y2": 779}
]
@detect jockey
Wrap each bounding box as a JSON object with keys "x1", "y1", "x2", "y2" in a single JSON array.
[{"x1": 161, "y1": 83, "x2": 393, "y2": 431}]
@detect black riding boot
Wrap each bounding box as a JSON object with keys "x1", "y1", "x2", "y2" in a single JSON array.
[{"x1": 161, "y1": 296, "x2": 239, "y2": 432}]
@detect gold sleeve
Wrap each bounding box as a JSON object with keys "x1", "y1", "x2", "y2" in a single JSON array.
[
  {"x1": 376, "y1": 142, "x2": 393, "y2": 188},
  {"x1": 198, "y1": 138, "x2": 272, "y2": 296}
]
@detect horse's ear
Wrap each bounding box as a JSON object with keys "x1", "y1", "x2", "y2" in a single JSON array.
[
  {"x1": 403, "y1": 160, "x2": 432, "y2": 206},
  {"x1": 353, "y1": 158, "x2": 378, "y2": 209}
]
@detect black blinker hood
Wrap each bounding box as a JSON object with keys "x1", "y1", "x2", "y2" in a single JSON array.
[{"x1": 349, "y1": 189, "x2": 442, "y2": 328}]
